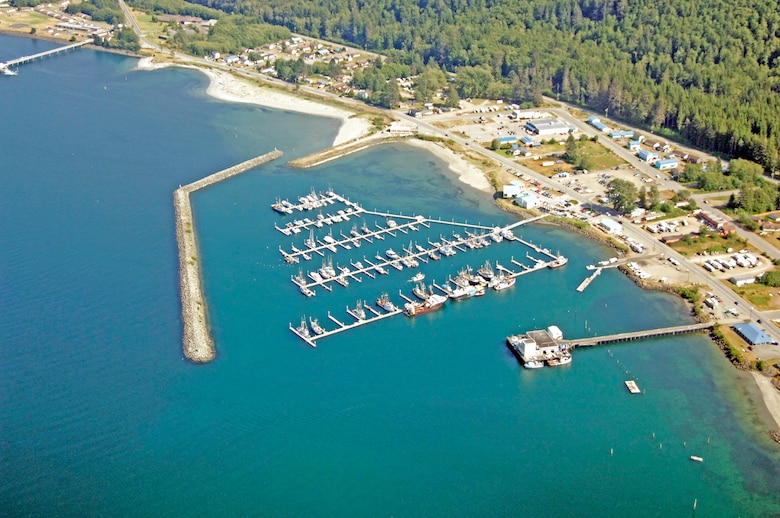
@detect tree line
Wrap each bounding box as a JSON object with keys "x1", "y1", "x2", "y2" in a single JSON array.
[{"x1": 178, "y1": 0, "x2": 780, "y2": 170}]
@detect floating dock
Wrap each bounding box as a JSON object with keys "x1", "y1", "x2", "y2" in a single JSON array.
[
  {"x1": 576, "y1": 267, "x2": 602, "y2": 292},
  {"x1": 277, "y1": 191, "x2": 565, "y2": 346}
]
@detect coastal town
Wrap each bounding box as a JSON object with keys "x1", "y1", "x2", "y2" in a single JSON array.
[{"x1": 3, "y1": 0, "x2": 780, "y2": 439}]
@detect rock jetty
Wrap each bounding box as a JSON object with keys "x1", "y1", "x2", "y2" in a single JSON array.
[{"x1": 174, "y1": 149, "x2": 283, "y2": 362}]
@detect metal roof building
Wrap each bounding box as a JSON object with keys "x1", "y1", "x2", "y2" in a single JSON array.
[
  {"x1": 732, "y1": 323, "x2": 773, "y2": 345},
  {"x1": 524, "y1": 119, "x2": 574, "y2": 136}
]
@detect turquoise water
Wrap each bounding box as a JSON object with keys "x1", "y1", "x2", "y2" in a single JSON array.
[{"x1": 1, "y1": 35, "x2": 779, "y2": 516}]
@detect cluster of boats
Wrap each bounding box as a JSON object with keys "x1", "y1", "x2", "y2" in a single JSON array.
[{"x1": 272, "y1": 189, "x2": 340, "y2": 214}]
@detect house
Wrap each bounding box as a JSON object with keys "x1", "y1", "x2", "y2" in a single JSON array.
[
  {"x1": 645, "y1": 139, "x2": 672, "y2": 153},
  {"x1": 599, "y1": 218, "x2": 623, "y2": 234},
  {"x1": 732, "y1": 322, "x2": 773, "y2": 345},
  {"x1": 520, "y1": 136, "x2": 540, "y2": 147},
  {"x1": 684, "y1": 152, "x2": 707, "y2": 165},
  {"x1": 637, "y1": 149, "x2": 659, "y2": 162},
  {"x1": 627, "y1": 139, "x2": 641, "y2": 151},
  {"x1": 515, "y1": 193, "x2": 540, "y2": 209},
  {"x1": 497, "y1": 136, "x2": 517, "y2": 145},
  {"x1": 224, "y1": 55, "x2": 240, "y2": 64},
  {"x1": 655, "y1": 158, "x2": 679, "y2": 170}
]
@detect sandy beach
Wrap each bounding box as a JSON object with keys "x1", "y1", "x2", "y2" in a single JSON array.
[
  {"x1": 751, "y1": 372, "x2": 780, "y2": 429},
  {"x1": 135, "y1": 58, "x2": 371, "y2": 146},
  {"x1": 404, "y1": 138, "x2": 492, "y2": 193}
]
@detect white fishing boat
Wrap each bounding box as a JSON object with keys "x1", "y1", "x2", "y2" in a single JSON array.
[
  {"x1": 523, "y1": 360, "x2": 544, "y2": 369},
  {"x1": 347, "y1": 300, "x2": 367, "y2": 321},
  {"x1": 386, "y1": 249, "x2": 400, "y2": 260},
  {"x1": 299, "y1": 285, "x2": 316, "y2": 297},
  {"x1": 410, "y1": 272, "x2": 425, "y2": 283},
  {"x1": 309, "y1": 317, "x2": 325, "y2": 335},
  {"x1": 376, "y1": 292, "x2": 398, "y2": 312}
]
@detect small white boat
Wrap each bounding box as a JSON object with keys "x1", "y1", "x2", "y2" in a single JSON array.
[
  {"x1": 523, "y1": 360, "x2": 544, "y2": 369},
  {"x1": 410, "y1": 272, "x2": 425, "y2": 283}
]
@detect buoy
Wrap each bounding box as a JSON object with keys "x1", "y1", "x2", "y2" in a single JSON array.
[{"x1": 610, "y1": 448, "x2": 614, "y2": 456}]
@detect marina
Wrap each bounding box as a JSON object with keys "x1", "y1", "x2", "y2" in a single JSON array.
[{"x1": 278, "y1": 190, "x2": 567, "y2": 346}]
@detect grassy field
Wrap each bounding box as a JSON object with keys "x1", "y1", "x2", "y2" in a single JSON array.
[
  {"x1": 132, "y1": 9, "x2": 169, "y2": 43},
  {"x1": 668, "y1": 232, "x2": 751, "y2": 256}
]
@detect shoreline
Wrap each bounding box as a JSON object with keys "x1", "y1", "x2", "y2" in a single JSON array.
[
  {"x1": 136, "y1": 57, "x2": 371, "y2": 146},
  {"x1": 5, "y1": 30, "x2": 776, "y2": 439}
]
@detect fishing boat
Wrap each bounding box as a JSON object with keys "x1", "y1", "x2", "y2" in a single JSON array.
[
  {"x1": 295, "y1": 317, "x2": 311, "y2": 338},
  {"x1": 414, "y1": 243, "x2": 426, "y2": 253},
  {"x1": 350, "y1": 224, "x2": 361, "y2": 237},
  {"x1": 272, "y1": 198, "x2": 293, "y2": 214},
  {"x1": 347, "y1": 300, "x2": 367, "y2": 321},
  {"x1": 490, "y1": 275, "x2": 516, "y2": 291},
  {"x1": 547, "y1": 353, "x2": 572, "y2": 366},
  {"x1": 305, "y1": 229, "x2": 317, "y2": 249},
  {"x1": 292, "y1": 269, "x2": 306, "y2": 286},
  {"x1": 448, "y1": 284, "x2": 477, "y2": 301},
  {"x1": 361, "y1": 222, "x2": 371, "y2": 234},
  {"x1": 548, "y1": 255, "x2": 568, "y2": 268},
  {"x1": 478, "y1": 261, "x2": 495, "y2": 280},
  {"x1": 299, "y1": 285, "x2": 316, "y2": 297},
  {"x1": 302, "y1": 252, "x2": 312, "y2": 261},
  {"x1": 500, "y1": 227, "x2": 515, "y2": 240},
  {"x1": 523, "y1": 360, "x2": 544, "y2": 369},
  {"x1": 412, "y1": 282, "x2": 429, "y2": 300},
  {"x1": 308, "y1": 271, "x2": 323, "y2": 283},
  {"x1": 439, "y1": 244, "x2": 456, "y2": 256},
  {"x1": 334, "y1": 275, "x2": 349, "y2": 287},
  {"x1": 376, "y1": 292, "x2": 398, "y2": 312},
  {"x1": 403, "y1": 293, "x2": 447, "y2": 317},
  {"x1": 410, "y1": 272, "x2": 425, "y2": 283},
  {"x1": 428, "y1": 250, "x2": 441, "y2": 261},
  {"x1": 386, "y1": 249, "x2": 400, "y2": 260},
  {"x1": 309, "y1": 317, "x2": 325, "y2": 335},
  {"x1": 389, "y1": 260, "x2": 403, "y2": 271},
  {"x1": 490, "y1": 227, "x2": 504, "y2": 242},
  {"x1": 374, "y1": 264, "x2": 388, "y2": 275},
  {"x1": 319, "y1": 258, "x2": 336, "y2": 279}
]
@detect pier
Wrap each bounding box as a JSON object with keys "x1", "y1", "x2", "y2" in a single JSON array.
[
  {"x1": 560, "y1": 321, "x2": 742, "y2": 348},
  {"x1": 576, "y1": 267, "x2": 602, "y2": 292},
  {"x1": 290, "y1": 304, "x2": 404, "y2": 347},
  {"x1": 1, "y1": 39, "x2": 92, "y2": 70},
  {"x1": 175, "y1": 149, "x2": 284, "y2": 362}
]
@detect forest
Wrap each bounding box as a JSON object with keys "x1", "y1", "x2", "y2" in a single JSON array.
[{"x1": 175, "y1": 0, "x2": 780, "y2": 170}]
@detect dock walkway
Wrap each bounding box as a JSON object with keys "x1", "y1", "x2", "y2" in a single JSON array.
[
  {"x1": 2, "y1": 39, "x2": 92, "y2": 69},
  {"x1": 560, "y1": 320, "x2": 741, "y2": 348}
]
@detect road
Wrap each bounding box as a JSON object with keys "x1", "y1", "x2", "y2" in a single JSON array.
[{"x1": 118, "y1": 8, "x2": 780, "y2": 357}]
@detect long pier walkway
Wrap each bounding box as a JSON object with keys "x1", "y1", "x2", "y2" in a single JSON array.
[
  {"x1": 560, "y1": 320, "x2": 741, "y2": 348},
  {"x1": 1, "y1": 39, "x2": 93, "y2": 69}
]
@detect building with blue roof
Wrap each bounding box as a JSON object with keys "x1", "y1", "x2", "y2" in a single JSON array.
[
  {"x1": 732, "y1": 322, "x2": 773, "y2": 345},
  {"x1": 637, "y1": 149, "x2": 659, "y2": 162},
  {"x1": 654, "y1": 158, "x2": 679, "y2": 170},
  {"x1": 497, "y1": 136, "x2": 517, "y2": 144},
  {"x1": 627, "y1": 140, "x2": 641, "y2": 151},
  {"x1": 609, "y1": 130, "x2": 634, "y2": 139}
]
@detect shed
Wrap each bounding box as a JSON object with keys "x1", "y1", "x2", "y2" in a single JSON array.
[
  {"x1": 637, "y1": 149, "x2": 659, "y2": 162},
  {"x1": 655, "y1": 158, "x2": 679, "y2": 170},
  {"x1": 498, "y1": 136, "x2": 517, "y2": 144},
  {"x1": 627, "y1": 140, "x2": 641, "y2": 151},
  {"x1": 732, "y1": 323, "x2": 773, "y2": 345}
]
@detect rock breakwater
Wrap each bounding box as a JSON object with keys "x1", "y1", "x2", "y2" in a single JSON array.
[{"x1": 174, "y1": 149, "x2": 283, "y2": 362}]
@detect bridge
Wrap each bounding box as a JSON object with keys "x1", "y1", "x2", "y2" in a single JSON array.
[
  {"x1": 560, "y1": 319, "x2": 742, "y2": 348},
  {"x1": 1, "y1": 39, "x2": 92, "y2": 70}
]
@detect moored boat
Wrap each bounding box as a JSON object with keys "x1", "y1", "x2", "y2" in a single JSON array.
[
  {"x1": 523, "y1": 360, "x2": 544, "y2": 369},
  {"x1": 548, "y1": 255, "x2": 568, "y2": 268},
  {"x1": 412, "y1": 282, "x2": 429, "y2": 300},
  {"x1": 410, "y1": 272, "x2": 425, "y2": 283},
  {"x1": 309, "y1": 317, "x2": 325, "y2": 335},
  {"x1": 478, "y1": 261, "x2": 495, "y2": 280},
  {"x1": 490, "y1": 275, "x2": 516, "y2": 291},
  {"x1": 299, "y1": 285, "x2": 316, "y2": 297},
  {"x1": 295, "y1": 317, "x2": 311, "y2": 338},
  {"x1": 376, "y1": 292, "x2": 398, "y2": 312},
  {"x1": 347, "y1": 300, "x2": 367, "y2": 320},
  {"x1": 547, "y1": 353, "x2": 572, "y2": 366},
  {"x1": 403, "y1": 293, "x2": 447, "y2": 317},
  {"x1": 386, "y1": 249, "x2": 400, "y2": 260}
]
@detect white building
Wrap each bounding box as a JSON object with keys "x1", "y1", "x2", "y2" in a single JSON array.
[
  {"x1": 599, "y1": 218, "x2": 623, "y2": 234},
  {"x1": 516, "y1": 193, "x2": 540, "y2": 209},
  {"x1": 524, "y1": 119, "x2": 574, "y2": 136},
  {"x1": 502, "y1": 182, "x2": 522, "y2": 198}
]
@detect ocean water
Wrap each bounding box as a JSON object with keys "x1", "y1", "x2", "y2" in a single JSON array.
[{"x1": 1, "y1": 35, "x2": 779, "y2": 517}]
